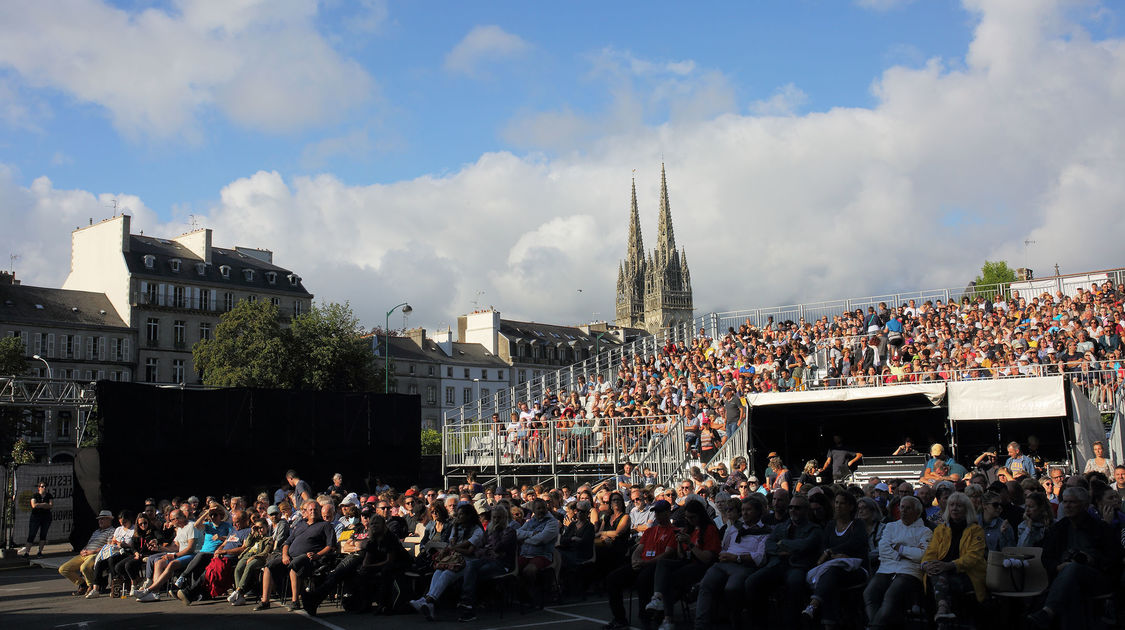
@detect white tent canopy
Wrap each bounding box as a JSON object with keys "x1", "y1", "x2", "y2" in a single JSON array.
[
  {"x1": 746, "y1": 383, "x2": 946, "y2": 408},
  {"x1": 947, "y1": 377, "x2": 1066, "y2": 421}
]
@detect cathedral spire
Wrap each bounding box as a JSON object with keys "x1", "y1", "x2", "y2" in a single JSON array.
[
  {"x1": 627, "y1": 175, "x2": 644, "y2": 264},
  {"x1": 656, "y1": 162, "x2": 676, "y2": 258}
]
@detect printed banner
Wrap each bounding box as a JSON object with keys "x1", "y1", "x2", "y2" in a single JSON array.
[{"x1": 13, "y1": 464, "x2": 74, "y2": 544}]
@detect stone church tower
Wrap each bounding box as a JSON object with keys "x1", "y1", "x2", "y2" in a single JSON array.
[{"x1": 615, "y1": 165, "x2": 694, "y2": 333}]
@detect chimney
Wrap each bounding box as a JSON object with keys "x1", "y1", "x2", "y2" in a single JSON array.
[
  {"x1": 406, "y1": 327, "x2": 426, "y2": 348},
  {"x1": 1016, "y1": 267, "x2": 1034, "y2": 281},
  {"x1": 0, "y1": 271, "x2": 17, "y2": 285}
]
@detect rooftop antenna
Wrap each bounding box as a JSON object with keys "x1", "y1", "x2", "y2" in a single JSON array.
[
  {"x1": 106, "y1": 198, "x2": 119, "y2": 217},
  {"x1": 9, "y1": 253, "x2": 19, "y2": 275},
  {"x1": 188, "y1": 214, "x2": 200, "y2": 231},
  {"x1": 472, "y1": 291, "x2": 485, "y2": 309}
]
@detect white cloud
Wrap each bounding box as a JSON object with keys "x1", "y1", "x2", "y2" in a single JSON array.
[
  {"x1": 444, "y1": 25, "x2": 531, "y2": 76},
  {"x1": 749, "y1": 83, "x2": 809, "y2": 116},
  {"x1": 3, "y1": 0, "x2": 1125, "y2": 332},
  {"x1": 0, "y1": 0, "x2": 374, "y2": 141}
]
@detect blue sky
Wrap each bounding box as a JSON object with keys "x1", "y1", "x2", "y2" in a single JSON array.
[{"x1": 2, "y1": 0, "x2": 1124, "y2": 330}]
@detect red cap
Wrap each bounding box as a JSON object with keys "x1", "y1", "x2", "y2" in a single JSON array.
[
  {"x1": 404, "y1": 489, "x2": 416, "y2": 497},
  {"x1": 364, "y1": 496, "x2": 377, "y2": 504}
]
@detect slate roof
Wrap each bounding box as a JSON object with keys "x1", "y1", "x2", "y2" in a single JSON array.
[
  {"x1": 126, "y1": 235, "x2": 312, "y2": 296},
  {"x1": 499, "y1": 318, "x2": 622, "y2": 346},
  {"x1": 0, "y1": 284, "x2": 130, "y2": 329},
  {"x1": 377, "y1": 337, "x2": 508, "y2": 367}
]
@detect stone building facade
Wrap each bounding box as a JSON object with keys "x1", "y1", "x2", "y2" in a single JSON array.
[{"x1": 616, "y1": 164, "x2": 694, "y2": 333}]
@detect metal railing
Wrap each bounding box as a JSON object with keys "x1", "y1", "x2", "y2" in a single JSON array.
[
  {"x1": 629, "y1": 418, "x2": 687, "y2": 488},
  {"x1": 704, "y1": 406, "x2": 749, "y2": 477},
  {"x1": 442, "y1": 320, "x2": 699, "y2": 425}
]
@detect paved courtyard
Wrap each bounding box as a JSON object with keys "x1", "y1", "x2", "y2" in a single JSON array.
[{"x1": 0, "y1": 552, "x2": 641, "y2": 630}]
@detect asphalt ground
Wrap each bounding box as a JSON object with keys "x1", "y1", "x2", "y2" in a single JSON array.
[{"x1": 0, "y1": 552, "x2": 645, "y2": 630}]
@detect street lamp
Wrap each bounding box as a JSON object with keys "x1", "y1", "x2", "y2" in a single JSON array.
[
  {"x1": 32, "y1": 354, "x2": 52, "y2": 379},
  {"x1": 32, "y1": 354, "x2": 53, "y2": 462},
  {"x1": 384, "y1": 302, "x2": 412, "y2": 394}
]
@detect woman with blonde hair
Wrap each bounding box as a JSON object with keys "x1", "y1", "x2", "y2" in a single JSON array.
[{"x1": 920, "y1": 492, "x2": 986, "y2": 621}]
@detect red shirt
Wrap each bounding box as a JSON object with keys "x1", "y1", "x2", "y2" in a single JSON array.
[
  {"x1": 639, "y1": 524, "x2": 677, "y2": 560},
  {"x1": 689, "y1": 524, "x2": 722, "y2": 554}
]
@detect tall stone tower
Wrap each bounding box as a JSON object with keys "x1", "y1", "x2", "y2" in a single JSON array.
[
  {"x1": 615, "y1": 164, "x2": 694, "y2": 333},
  {"x1": 615, "y1": 178, "x2": 646, "y2": 328}
]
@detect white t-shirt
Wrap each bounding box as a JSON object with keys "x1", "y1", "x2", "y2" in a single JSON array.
[{"x1": 174, "y1": 523, "x2": 197, "y2": 552}]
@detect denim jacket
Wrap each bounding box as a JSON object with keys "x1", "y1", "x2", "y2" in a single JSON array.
[{"x1": 516, "y1": 515, "x2": 559, "y2": 559}]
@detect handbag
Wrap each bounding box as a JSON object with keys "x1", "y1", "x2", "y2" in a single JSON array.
[
  {"x1": 432, "y1": 547, "x2": 466, "y2": 572},
  {"x1": 985, "y1": 547, "x2": 1046, "y2": 594}
]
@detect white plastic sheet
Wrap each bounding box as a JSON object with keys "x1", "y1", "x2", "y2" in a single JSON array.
[
  {"x1": 746, "y1": 383, "x2": 946, "y2": 407},
  {"x1": 13, "y1": 463, "x2": 74, "y2": 544},
  {"x1": 947, "y1": 376, "x2": 1066, "y2": 421},
  {"x1": 1070, "y1": 386, "x2": 1108, "y2": 473}
]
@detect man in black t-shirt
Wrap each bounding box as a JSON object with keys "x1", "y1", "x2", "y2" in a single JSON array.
[
  {"x1": 819, "y1": 435, "x2": 863, "y2": 484},
  {"x1": 21, "y1": 482, "x2": 53, "y2": 557},
  {"x1": 255, "y1": 499, "x2": 336, "y2": 611}
]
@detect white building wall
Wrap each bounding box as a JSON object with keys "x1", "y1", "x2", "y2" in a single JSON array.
[{"x1": 62, "y1": 215, "x2": 132, "y2": 324}]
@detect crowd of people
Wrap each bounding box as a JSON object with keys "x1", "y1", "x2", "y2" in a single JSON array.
[{"x1": 49, "y1": 439, "x2": 1125, "y2": 629}]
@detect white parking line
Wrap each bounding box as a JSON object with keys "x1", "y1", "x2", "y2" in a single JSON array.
[
  {"x1": 543, "y1": 606, "x2": 641, "y2": 629},
  {"x1": 295, "y1": 611, "x2": 348, "y2": 630},
  {"x1": 479, "y1": 619, "x2": 580, "y2": 630}
]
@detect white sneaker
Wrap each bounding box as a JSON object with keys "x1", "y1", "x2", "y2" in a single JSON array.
[
  {"x1": 18, "y1": 546, "x2": 30, "y2": 556},
  {"x1": 424, "y1": 601, "x2": 435, "y2": 621},
  {"x1": 128, "y1": 586, "x2": 137, "y2": 597},
  {"x1": 232, "y1": 592, "x2": 246, "y2": 606},
  {"x1": 227, "y1": 590, "x2": 239, "y2": 603},
  {"x1": 410, "y1": 598, "x2": 427, "y2": 613},
  {"x1": 141, "y1": 579, "x2": 151, "y2": 591},
  {"x1": 645, "y1": 593, "x2": 664, "y2": 612},
  {"x1": 658, "y1": 618, "x2": 675, "y2": 630},
  {"x1": 137, "y1": 591, "x2": 159, "y2": 603},
  {"x1": 85, "y1": 589, "x2": 101, "y2": 599}
]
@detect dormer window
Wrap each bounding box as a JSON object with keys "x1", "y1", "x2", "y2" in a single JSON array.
[
  {"x1": 265, "y1": 271, "x2": 277, "y2": 285},
  {"x1": 219, "y1": 265, "x2": 231, "y2": 279},
  {"x1": 288, "y1": 274, "x2": 300, "y2": 286},
  {"x1": 243, "y1": 269, "x2": 255, "y2": 282},
  {"x1": 169, "y1": 258, "x2": 181, "y2": 272},
  {"x1": 195, "y1": 262, "x2": 206, "y2": 276},
  {"x1": 143, "y1": 255, "x2": 155, "y2": 269}
]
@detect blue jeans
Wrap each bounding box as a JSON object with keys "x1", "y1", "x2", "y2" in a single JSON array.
[{"x1": 459, "y1": 557, "x2": 509, "y2": 606}]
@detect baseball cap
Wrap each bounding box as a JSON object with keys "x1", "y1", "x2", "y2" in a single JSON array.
[
  {"x1": 873, "y1": 482, "x2": 890, "y2": 492},
  {"x1": 747, "y1": 475, "x2": 760, "y2": 484},
  {"x1": 266, "y1": 505, "x2": 280, "y2": 515},
  {"x1": 340, "y1": 493, "x2": 359, "y2": 507}
]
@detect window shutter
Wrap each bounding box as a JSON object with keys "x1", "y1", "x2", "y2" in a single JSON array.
[
  {"x1": 74, "y1": 335, "x2": 81, "y2": 359},
  {"x1": 99, "y1": 336, "x2": 106, "y2": 361},
  {"x1": 210, "y1": 289, "x2": 217, "y2": 311},
  {"x1": 21, "y1": 331, "x2": 28, "y2": 354},
  {"x1": 86, "y1": 336, "x2": 93, "y2": 360},
  {"x1": 158, "y1": 283, "x2": 167, "y2": 306},
  {"x1": 122, "y1": 338, "x2": 130, "y2": 361},
  {"x1": 140, "y1": 280, "x2": 148, "y2": 303},
  {"x1": 34, "y1": 334, "x2": 42, "y2": 355},
  {"x1": 97, "y1": 370, "x2": 104, "y2": 380},
  {"x1": 47, "y1": 333, "x2": 55, "y2": 357}
]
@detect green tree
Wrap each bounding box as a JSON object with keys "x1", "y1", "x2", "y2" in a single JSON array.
[
  {"x1": 193, "y1": 300, "x2": 292, "y2": 388},
  {"x1": 420, "y1": 428, "x2": 441, "y2": 455},
  {"x1": 971, "y1": 260, "x2": 1017, "y2": 300},
  {"x1": 0, "y1": 336, "x2": 27, "y2": 376},
  {"x1": 289, "y1": 301, "x2": 380, "y2": 391}
]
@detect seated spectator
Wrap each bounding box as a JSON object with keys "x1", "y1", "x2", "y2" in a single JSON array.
[
  {"x1": 594, "y1": 493, "x2": 631, "y2": 572},
  {"x1": 409, "y1": 503, "x2": 483, "y2": 620},
  {"x1": 1018, "y1": 492, "x2": 1052, "y2": 547},
  {"x1": 514, "y1": 498, "x2": 560, "y2": 604},
  {"x1": 1027, "y1": 487, "x2": 1123, "y2": 630},
  {"x1": 801, "y1": 492, "x2": 868, "y2": 625},
  {"x1": 115, "y1": 511, "x2": 160, "y2": 597},
  {"x1": 58, "y1": 510, "x2": 115, "y2": 596},
  {"x1": 1084, "y1": 440, "x2": 1115, "y2": 477},
  {"x1": 864, "y1": 496, "x2": 932, "y2": 630},
  {"x1": 191, "y1": 509, "x2": 252, "y2": 602},
  {"x1": 559, "y1": 500, "x2": 595, "y2": 570},
  {"x1": 979, "y1": 491, "x2": 1016, "y2": 551},
  {"x1": 174, "y1": 502, "x2": 233, "y2": 605},
  {"x1": 135, "y1": 509, "x2": 198, "y2": 602},
  {"x1": 646, "y1": 498, "x2": 721, "y2": 629},
  {"x1": 743, "y1": 495, "x2": 824, "y2": 630},
  {"x1": 603, "y1": 499, "x2": 677, "y2": 630},
  {"x1": 457, "y1": 505, "x2": 519, "y2": 622},
  {"x1": 694, "y1": 496, "x2": 768, "y2": 630},
  {"x1": 920, "y1": 492, "x2": 986, "y2": 621},
  {"x1": 88, "y1": 509, "x2": 135, "y2": 598},
  {"x1": 254, "y1": 499, "x2": 336, "y2": 611},
  {"x1": 228, "y1": 517, "x2": 274, "y2": 606}
]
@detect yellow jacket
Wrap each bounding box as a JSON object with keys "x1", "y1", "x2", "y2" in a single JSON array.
[{"x1": 920, "y1": 522, "x2": 987, "y2": 601}]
